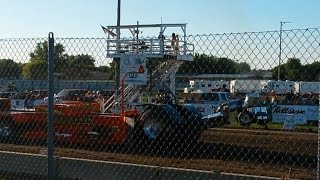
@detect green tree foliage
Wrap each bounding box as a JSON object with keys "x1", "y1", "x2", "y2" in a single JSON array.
[
  {"x1": 61, "y1": 54, "x2": 95, "y2": 79},
  {"x1": 22, "y1": 42, "x2": 318, "y2": 82},
  {"x1": 23, "y1": 41, "x2": 105, "y2": 80},
  {"x1": 0, "y1": 59, "x2": 22, "y2": 78},
  {"x1": 95, "y1": 63, "x2": 116, "y2": 80},
  {"x1": 285, "y1": 58, "x2": 303, "y2": 81},
  {"x1": 271, "y1": 64, "x2": 286, "y2": 80},
  {"x1": 235, "y1": 62, "x2": 251, "y2": 73},
  {"x1": 178, "y1": 53, "x2": 250, "y2": 74},
  {"x1": 22, "y1": 60, "x2": 48, "y2": 80},
  {"x1": 271, "y1": 58, "x2": 320, "y2": 81},
  {"x1": 29, "y1": 41, "x2": 67, "y2": 72},
  {"x1": 67, "y1": 54, "x2": 95, "y2": 68},
  {"x1": 29, "y1": 42, "x2": 48, "y2": 61},
  {"x1": 303, "y1": 61, "x2": 320, "y2": 81}
]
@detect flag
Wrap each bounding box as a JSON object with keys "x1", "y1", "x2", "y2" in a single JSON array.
[{"x1": 100, "y1": 25, "x2": 117, "y2": 38}]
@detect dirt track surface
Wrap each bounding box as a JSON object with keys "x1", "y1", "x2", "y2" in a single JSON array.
[
  {"x1": 0, "y1": 128, "x2": 317, "y2": 179},
  {"x1": 201, "y1": 128, "x2": 317, "y2": 155}
]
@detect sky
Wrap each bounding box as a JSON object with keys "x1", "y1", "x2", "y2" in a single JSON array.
[{"x1": 0, "y1": 0, "x2": 319, "y2": 38}]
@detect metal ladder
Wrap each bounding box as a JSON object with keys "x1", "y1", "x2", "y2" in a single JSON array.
[{"x1": 103, "y1": 59, "x2": 183, "y2": 113}]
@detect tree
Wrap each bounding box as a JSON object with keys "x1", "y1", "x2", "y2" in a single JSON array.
[
  {"x1": 27, "y1": 41, "x2": 67, "y2": 73},
  {"x1": 24, "y1": 41, "x2": 101, "y2": 80},
  {"x1": 0, "y1": 59, "x2": 22, "y2": 78},
  {"x1": 271, "y1": 58, "x2": 320, "y2": 81},
  {"x1": 177, "y1": 53, "x2": 206, "y2": 74},
  {"x1": 61, "y1": 54, "x2": 95, "y2": 79},
  {"x1": 67, "y1": 54, "x2": 95, "y2": 67},
  {"x1": 271, "y1": 63, "x2": 291, "y2": 80},
  {"x1": 285, "y1": 58, "x2": 303, "y2": 81},
  {"x1": 22, "y1": 60, "x2": 48, "y2": 80},
  {"x1": 178, "y1": 53, "x2": 238, "y2": 74},
  {"x1": 303, "y1": 61, "x2": 320, "y2": 81},
  {"x1": 216, "y1": 57, "x2": 237, "y2": 74},
  {"x1": 235, "y1": 62, "x2": 251, "y2": 73},
  {"x1": 95, "y1": 61, "x2": 116, "y2": 80}
]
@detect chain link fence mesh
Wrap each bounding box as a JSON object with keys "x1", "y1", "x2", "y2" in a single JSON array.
[{"x1": 0, "y1": 27, "x2": 319, "y2": 179}]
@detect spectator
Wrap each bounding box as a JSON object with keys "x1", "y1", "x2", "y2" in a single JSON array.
[
  {"x1": 262, "y1": 96, "x2": 272, "y2": 118},
  {"x1": 311, "y1": 93, "x2": 319, "y2": 105},
  {"x1": 84, "y1": 90, "x2": 94, "y2": 102},
  {"x1": 221, "y1": 84, "x2": 230, "y2": 93},
  {"x1": 95, "y1": 91, "x2": 104, "y2": 112},
  {"x1": 158, "y1": 34, "x2": 165, "y2": 53},
  {"x1": 293, "y1": 93, "x2": 303, "y2": 105},
  {"x1": 174, "y1": 34, "x2": 180, "y2": 54},
  {"x1": 24, "y1": 94, "x2": 33, "y2": 109},
  {"x1": 282, "y1": 91, "x2": 293, "y2": 104},
  {"x1": 171, "y1": 33, "x2": 177, "y2": 52},
  {"x1": 304, "y1": 94, "x2": 313, "y2": 105},
  {"x1": 262, "y1": 96, "x2": 271, "y2": 106},
  {"x1": 270, "y1": 90, "x2": 278, "y2": 105}
]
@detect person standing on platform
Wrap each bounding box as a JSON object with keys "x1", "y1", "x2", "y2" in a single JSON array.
[
  {"x1": 175, "y1": 34, "x2": 180, "y2": 54},
  {"x1": 171, "y1": 33, "x2": 177, "y2": 53}
]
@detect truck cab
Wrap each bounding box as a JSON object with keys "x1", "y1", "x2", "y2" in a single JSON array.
[
  {"x1": 184, "y1": 80, "x2": 230, "y2": 94},
  {"x1": 183, "y1": 90, "x2": 231, "y2": 116}
]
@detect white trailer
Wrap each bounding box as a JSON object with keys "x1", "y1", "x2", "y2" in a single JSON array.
[
  {"x1": 261, "y1": 80, "x2": 295, "y2": 95},
  {"x1": 184, "y1": 80, "x2": 229, "y2": 93},
  {"x1": 295, "y1": 81, "x2": 320, "y2": 95},
  {"x1": 230, "y1": 79, "x2": 265, "y2": 94}
]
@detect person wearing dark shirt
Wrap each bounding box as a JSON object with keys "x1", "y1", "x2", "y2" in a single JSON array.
[
  {"x1": 24, "y1": 94, "x2": 33, "y2": 108},
  {"x1": 221, "y1": 84, "x2": 230, "y2": 93},
  {"x1": 171, "y1": 33, "x2": 177, "y2": 53}
]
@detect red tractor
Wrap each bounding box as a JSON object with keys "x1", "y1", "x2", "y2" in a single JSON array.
[{"x1": 0, "y1": 97, "x2": 139, "y2": 146}]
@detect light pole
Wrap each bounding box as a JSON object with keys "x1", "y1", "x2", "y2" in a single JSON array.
[{"x1": 278, "y1": 21, "x2": 291, "y2": 80}]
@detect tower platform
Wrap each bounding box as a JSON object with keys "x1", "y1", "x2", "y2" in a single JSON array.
[{"x1": 105, "y1": 23, "x2": 194, "y2": 61}]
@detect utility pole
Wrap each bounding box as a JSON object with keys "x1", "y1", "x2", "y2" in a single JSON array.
[
  {"x1": 278, "y1": 21, "x2": 291, "y2": 80},
  {"x1": 117, "y1": 0, "x2": 121, "y2": 47},
  {"x1": 115, "y1": 0, "x2": 121, "y2": 111}
]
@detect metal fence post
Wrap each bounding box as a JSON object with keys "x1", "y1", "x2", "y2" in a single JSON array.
[
  {"x1": 318, "y1": 114, "x2": 320, "y2": 180},
  {"x1": 47, "y1": 32, "x2": 55, "y2": 180}
]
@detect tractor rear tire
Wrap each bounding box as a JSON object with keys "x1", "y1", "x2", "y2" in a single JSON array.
[{"x1": 238, "y1": 111, "x2": 252, "y2": 127}]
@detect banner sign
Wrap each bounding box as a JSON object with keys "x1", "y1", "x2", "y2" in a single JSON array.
[
  {"x1": 272, "y1": 105, "x2": 319, "y2": 124},
  {"x1": 120, "y1": 54, "x2": 148, "y2": 85}
]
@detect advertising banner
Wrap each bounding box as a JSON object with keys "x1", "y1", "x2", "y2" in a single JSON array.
[
  {"x1": 272, "y1": 105, "x2": 319, "y2": 124},
  {"x1": 120, "y1": 54, "x2": 148, "y2": 85}
]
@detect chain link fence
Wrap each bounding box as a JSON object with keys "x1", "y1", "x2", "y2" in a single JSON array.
[{"x1": 0, "y1": 27, "x2": 319, "y2": 179}]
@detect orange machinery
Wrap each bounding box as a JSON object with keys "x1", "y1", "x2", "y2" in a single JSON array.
[{"x1": 0, "y1": 98, "x2": 139, "y2": 146}]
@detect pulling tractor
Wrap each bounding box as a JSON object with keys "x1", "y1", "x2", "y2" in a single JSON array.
[{"x1": 237, "y1": 92, "x2": 272, "y2": 127}]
